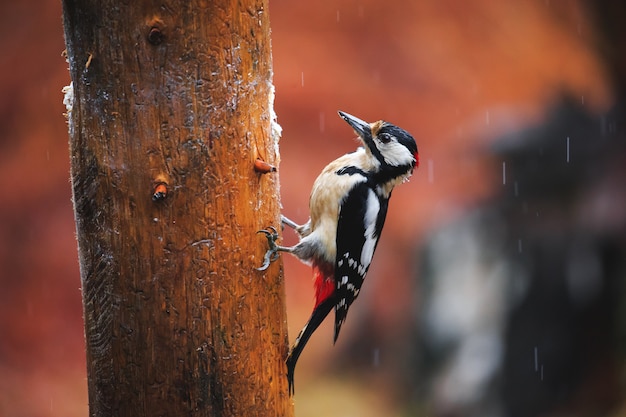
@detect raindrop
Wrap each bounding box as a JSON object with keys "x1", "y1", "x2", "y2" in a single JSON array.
[
  {"x1": 336, "y1": 10, "x2": 340, "y2": 22},
  {"x1": 518, "y1": 238, "x2": 523, "y2": 253},
  {"x1": 427, "y1": 159, "x2": 434, "y2": 183},
  {"x1": 502, "y1": 161, "x2": 506, "y2": 185},
  {"x1": 301, "y1": 71, "x2": 304, "y2": 87},
  {"x1": 514, "y1": 181, "x2": 519, "y2": 197},
  {"x1": 534, "y1": 346, "x2": 538, "y2": 371},
  {"x1": 485, "y1": 110, "x2": 490, "y2": 126},
  {"x1": 566, "y1": 136, "x2": 570, "y2": 163}
]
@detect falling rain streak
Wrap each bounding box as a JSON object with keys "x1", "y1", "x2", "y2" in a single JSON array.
[
  {"x1": 534, "y1": 346, "x2": 544, "y2": 381},
  {"x1": 502, "y1": 161, "x2": 506, "y2": 185},
  {"x1": 566, "y1": 136, "x2": 570, "y2": 163}
]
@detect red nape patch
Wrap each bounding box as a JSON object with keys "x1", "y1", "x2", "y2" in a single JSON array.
[
  {"x1": 312, "y1": 262, "x2": 335, "y2": 309},
  {"x1": 414, "y1": 151, "x2": 420, "y2": 168}
]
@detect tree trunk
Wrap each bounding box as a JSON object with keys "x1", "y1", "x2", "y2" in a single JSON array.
[{"x1": 62, "y1": 0, "x2": 291, "y2": 416}]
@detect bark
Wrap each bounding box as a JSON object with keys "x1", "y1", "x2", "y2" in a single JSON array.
[{"x1": 62, "y1": 0, "x2": 291, "y2": 415}]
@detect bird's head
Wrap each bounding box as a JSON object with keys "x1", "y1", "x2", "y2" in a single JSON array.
[{"x1": 338, "y1": 111, "x2": 419, "y2": 175}]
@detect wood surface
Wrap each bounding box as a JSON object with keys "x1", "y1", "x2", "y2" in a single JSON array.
[{"x1": 62, "y1": 0, "x2": 292, "y2": 415}]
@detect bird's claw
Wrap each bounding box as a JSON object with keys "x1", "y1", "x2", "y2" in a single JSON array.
[{"x1": 256, "y1": 226, "x2": 280, "y2": 271}]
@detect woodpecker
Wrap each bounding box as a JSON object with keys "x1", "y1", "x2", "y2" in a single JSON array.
[{"x1": 258, "y1": 111, "x2": 419, "y2": 395}]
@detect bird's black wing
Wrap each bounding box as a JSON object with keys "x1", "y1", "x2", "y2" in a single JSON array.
[{"x1": 333, "y1": 181, "x2": 389, "y2": 342}]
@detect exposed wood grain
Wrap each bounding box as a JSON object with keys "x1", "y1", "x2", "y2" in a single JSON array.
[{"x1": 62, "y1": 0, "x2": 291, "y2": 415}]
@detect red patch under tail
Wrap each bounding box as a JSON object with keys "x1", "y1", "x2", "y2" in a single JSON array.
[{"x1": 312, "y1": 261, "x2": 335, "y2": 309}]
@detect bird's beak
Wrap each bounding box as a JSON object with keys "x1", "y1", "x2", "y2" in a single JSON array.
[{"x1": 338, "y1": 111, "x2": 370, "y2": 140}]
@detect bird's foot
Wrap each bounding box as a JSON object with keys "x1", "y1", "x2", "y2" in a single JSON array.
[{"x1": 256, "y1": 226, "x2": 281, "y2": 271}]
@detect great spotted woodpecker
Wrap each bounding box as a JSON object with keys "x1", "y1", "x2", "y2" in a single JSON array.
[{"x1": 258, "y1": 111, "x2": 419, "y2": 395}]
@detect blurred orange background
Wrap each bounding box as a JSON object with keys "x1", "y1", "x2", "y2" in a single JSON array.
[{"x1": 1, "y1": 0, "x2": 624, "y2": 416}]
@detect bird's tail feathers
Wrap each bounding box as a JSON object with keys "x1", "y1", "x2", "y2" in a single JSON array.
[{"x1": 286, "y1": 296, "x2": 335, "y2": 395}]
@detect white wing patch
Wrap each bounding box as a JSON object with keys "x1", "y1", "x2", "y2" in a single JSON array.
[{"x1": 360, "y1": 189, "x2": 380, "y2": 272}]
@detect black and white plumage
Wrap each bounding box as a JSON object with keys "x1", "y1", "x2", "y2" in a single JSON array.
[
  {"x1": 333, "y1": 179, "x2": 389, "y2": 339},
  {"x1": 257, "y1": 111, "x2": 419, "y2": 395}
]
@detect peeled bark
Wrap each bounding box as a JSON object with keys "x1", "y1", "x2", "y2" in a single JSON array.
[{"x1": 62, "y1": 0, "x2": 291, "y2": 415}]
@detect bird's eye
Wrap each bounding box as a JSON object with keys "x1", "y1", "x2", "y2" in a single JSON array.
[{"x1": 379, "y1": 133, "x2": 392, "y2": 144}]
